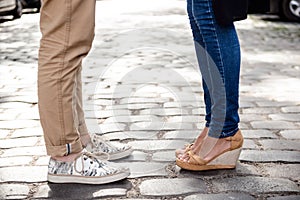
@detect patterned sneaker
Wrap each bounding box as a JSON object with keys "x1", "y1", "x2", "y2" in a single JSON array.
[
  {"x1": 48, "y1": 151, "x2": 130, "y2": 184},
  {"x1": 85, "y1": 134, "x2": 133, "y2": 160}
]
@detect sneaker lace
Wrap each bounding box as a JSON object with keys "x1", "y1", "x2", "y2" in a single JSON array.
[{"x1": 74, "y1": 151, "x2": 110, "y2": 174}]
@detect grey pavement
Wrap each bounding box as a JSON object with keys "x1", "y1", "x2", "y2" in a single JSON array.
[{"x1": 0, "y1": 0, "x2": 300, "y2": 199}]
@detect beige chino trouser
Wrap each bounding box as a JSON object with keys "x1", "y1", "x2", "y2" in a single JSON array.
[{"x1": 38, "y1": 0, "x2": 96, "y2": 157}]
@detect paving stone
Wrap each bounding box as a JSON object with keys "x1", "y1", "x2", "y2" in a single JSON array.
[
  {"x1": 243, "y1": 139, "x2": 258, "y2": 149},
  {"x1": 164, "y1": 101, "x2": 198, "y2": 108},
  {"x1": 0, "y1": 156, "x2": 32, "y2": 167},
  {"x1": 260, "y1": 139, "x2": 300, "y2": 151},
  {"x1": 280, "y1": 130, "x2": 300, "y2": 139},
  {"x1": 0, "y1": 102, "x2": 33, "y2": 109},
  {"x1": 242, "y1": 107, "x2": 278, "y2": 114},
  {"x1": 126, "y1": 102, "x2": 162, "y2": 109},
  {"x1": 269, "y1": 114, "x2": 300, "y2": 122},
  {"x1": 240, "y1": 150, "x2": 300, "y2": 163},
  {"x1": 2, "y1": 146, "x2": 47, "y2": 157},
  {"x1": 128, "y1": 140, "x2": 186, "y2": 151},
  {"x1": 140, "y1": 108, "x2": 188, "y2": 116},
  {"x1": 152, "y1": 151, "x2": 175, "y2": 162},
  {"x1": 98, "y1": 123, "x2": 126, "y2": 133},
  {"x1": 281, "y1": 106, "x2": 300, "y2": 113},
  {"x1": 240, "y1": 101, "x2": 256, "y2": 108},
  {"x1": 17, "y1": 109, "x2": 40, "y2": 120},
  {"x1": 33, "y1": 181, "x2": 131, "y2": 199},
  {"x1": 267, "y1": 195, "x2": 300, "y2": 200},
  {"x1": 0, "y1": 120, "x2": 40, "y2": 129},
  {"x1": 116, "y1": 151, "x2": 147, "y2": 162},
  {"x1": 1, "y1": 95, "x2": 37, "y2": 104},
  {"x1": 163, "y1": 130, "x2": 200, "y2": 139},
  {"x1": 35, "y1": 156, "x2": 50, "y2": 166},
  {"x1": 104, "y1": 115, "x2": 159, "y2": 123},
  {"x1": 192, "y1": 108, "x2": 206, "y2": 115},
  {"x1": 10, "y1": 127, "x2": 43, "y2": 138},
  {"x1": 85, "y1": 109, "x2": 129, "y2": 119},
  {"x1": 0, "y1": 111, "x2": 19, "y2": 121},
  {"x1": 0, "y1": 137, "x2": 39, "y2": 149},
  {"x1": 256, "y1": 101, "x2": 292, "y2": 107},
  {"x1": 239, "y1": 114, "x2": 267, "y2": 122},
  {"x1": 105, "y1": 131, "x2": 157, "y2": 140},
  {"x1": 239, "y1": 122, "x2": 249, "y2": 129},
  {"x1": 120, "y1": 97, "x2": 170, "y2": 104},
  {"x1": 87, "y1": 99, "x2": 112, "y2": 107},
  {"x1": 184, "y1": 193, "x2": 255, "y2": 200},
  {"x1": 212, "y1": 177, "x2": 299, "y2": 193},
  {"x1": 179, "y1": 162, "x2": 261, "y2": 178},
  {"x1": 242, "y1": 130, "x2": 277, "y2": 139},
  {"x1": 116, "y1": 162, "x2": 168, "y2": 178},
  {"x1": 0, "y1": 166, "x2": 47, "y2": 183},
  {"x1": 0, "y1": 129, "x2": 10, "y2": 139},
  {"x1": 250, "y1": 121, "x2": 297, "y2": 129},
  {"x1": 166, "y1": 116, "x2": 202, "y2": 123},
  {"x1": 139, "y1": 178, "x2": 207, "y2": 196},
  {"x1": 130, "y1": 122, "x2": 193, "y2": 131},
  {"x1": 0, "y1": 184, "x2": 29, "y2": 199},
  {"x1": 89, "y1": 188, "x2": 128, "y2": 198},
  {"x1": 235, "y1": 163, "x2": 262, "y2": 176},
  {"x1": 263, "y1": 164, "x2": 300, "y2": 182}
]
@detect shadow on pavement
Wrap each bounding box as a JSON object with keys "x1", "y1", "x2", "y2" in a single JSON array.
[
  {"x1": 0, "y1": 17, "x2": 14, "y2": 24},
  {"x1": 47, "y1": 179, "x2": 132, "y2": 199},
  {"x1": 178, "y1": 162, "x2": 256, "y2": 177}
]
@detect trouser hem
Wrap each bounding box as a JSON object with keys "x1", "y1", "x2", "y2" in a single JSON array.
[
  {"x1": 46, "y1": 137, "x2": 83, "y2": 157},
  {"x1": 208, "y1": 127, "x2": 239, "y2": 138}
]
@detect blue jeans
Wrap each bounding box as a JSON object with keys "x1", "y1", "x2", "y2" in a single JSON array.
[{"x1": 187, "y1": 0, "x2": 241, "y2": 138}]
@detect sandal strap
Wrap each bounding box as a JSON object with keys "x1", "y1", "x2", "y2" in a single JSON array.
[
  {"x1": 187, "y1": 151, "x2": 206, "y2": 165},
  {"x1": 225, "y1": 130, "x2": 243, "y2": 150},
  {"x1": 184, "y1": 143, "x2": 194, "y2": 152}
]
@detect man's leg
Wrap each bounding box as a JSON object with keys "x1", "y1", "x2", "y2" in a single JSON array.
[
  {"x1": 73, "y1": 66, "x2": 90, "y2": 139},
  {"x1": 38, "y1": 0, "x2": 95, "y2": 157},
  {"x1": 38, "y1": 0, "x2": 130, "y2": 184},
  {"x1": 73, "y1": 64, "x2": 134, "y2": 160}
]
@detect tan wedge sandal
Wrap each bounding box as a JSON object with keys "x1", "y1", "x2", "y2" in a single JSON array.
[
  {"x1": 175, "y1": 143, "x2": 194, "y2": 157},
  {"x1": 176, "y1": 130, "x2": 243, "y2": 171}
]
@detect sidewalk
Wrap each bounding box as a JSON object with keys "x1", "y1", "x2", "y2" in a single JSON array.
[{"x1": 0, "y1": 0, "x2": 300, "y2": 199}]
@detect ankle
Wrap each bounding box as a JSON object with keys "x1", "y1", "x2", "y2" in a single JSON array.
[{"x1": 193, "y1": 127, "x2": 209, "y2": 146}]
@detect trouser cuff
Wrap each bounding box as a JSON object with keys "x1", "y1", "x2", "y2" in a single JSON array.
[{"x1": 45, "y1": 137, "x2": 83, "y2": 157}]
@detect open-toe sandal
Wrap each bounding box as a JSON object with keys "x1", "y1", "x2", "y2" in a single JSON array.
[
  {"x1": 176, "y1": 130, "x2": 243, "y2": 171},
  {"x1": 175, "y1": 143, "x2": 194, "y2": 158}
]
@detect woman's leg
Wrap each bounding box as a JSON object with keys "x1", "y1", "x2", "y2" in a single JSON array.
[
  {"x1": 187, "y1": 0, "x2": 212, "y2": 127},
  {"x1": 175, "y1": 0, "x2": 212, "y2": 158},
  {"x1": 192, "y1": 0, "x2": 241, "y2": 139},
  {"x1": 179, "y1": 0, "x2": 241, "y2": 162}
]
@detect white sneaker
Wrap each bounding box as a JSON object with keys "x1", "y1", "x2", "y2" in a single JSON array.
[
  {"x1": 85, "y1": 134, "x2": 133, "y2": 160},
  {"x1": 47, "y1": 151, "x2": 130, "y2": 184}
]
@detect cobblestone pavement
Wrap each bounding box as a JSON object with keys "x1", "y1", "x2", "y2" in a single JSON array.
[{"x1": 1, "y1": 0, "x2": 300, "y2": 199}]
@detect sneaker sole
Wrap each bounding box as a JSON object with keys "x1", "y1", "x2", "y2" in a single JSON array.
[
  {"x1": 108, "y1": 147, "x2": 133, "y2": 160},
  {"x1": 48, "y1": 170, "x2": 130, "y2": 184}
]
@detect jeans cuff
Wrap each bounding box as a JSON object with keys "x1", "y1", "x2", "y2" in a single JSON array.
[
  {"x1": 208, "y1": 127, "x2": 239, "y2": 138},
  {"x1": 205, "y1": 122, "x2": 210, "y2": 128}
]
